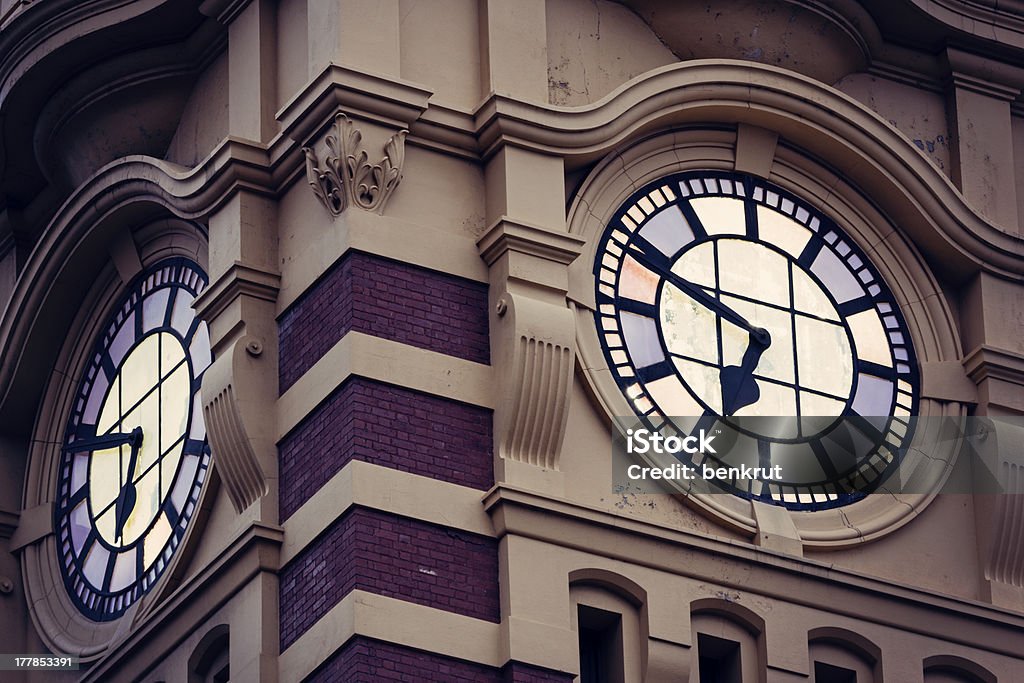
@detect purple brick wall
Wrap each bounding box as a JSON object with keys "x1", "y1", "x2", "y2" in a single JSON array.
[
  {"x1": 278, "y1": 378, "x2": 493, "y2": 522},
  {"x1": 503, "y1": 662, "x2": 576, "y2": 683},
  {"x1": 278, "y1": 251, "x2": 489, "y2": 393},
  {"x1": 279, "y1": 508, "x2": 499, "y2": 651},
  {"x1": 309, "y1": 638, "x2": 502, "y2": 682},
  {"x1": 307, "y1": 638, "x2": 575, "y2": 683}
]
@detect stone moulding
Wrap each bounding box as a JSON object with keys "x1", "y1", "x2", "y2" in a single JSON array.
[{"x1": 303, "y1": 113, "x2": 408, "y2": 216}]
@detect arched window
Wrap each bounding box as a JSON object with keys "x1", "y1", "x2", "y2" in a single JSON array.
[
  {"x1": 569, "y1": 570, "x2": 646, "y2": 683},
  {"x1": 189, "y1": 624, "x2": 230, "y2": 683},
  {"x1": 807, "y1": 628, "x2": 881, "y2": 683},
  {"x1": 923, "y1": 655, "x2": 996, "y2": 683},
  {"x1": 690, "y1": 599, "x2": 766, "y2": 683}
]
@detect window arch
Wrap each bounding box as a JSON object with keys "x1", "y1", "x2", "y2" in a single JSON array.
[
  {"x1": 923, "y1": 655, "x2": 997, "y2": 683},
  {"x1": 690, "y1": 599, "x2": 766, "y2": 683},
  {"x1": 569, "y1": 569, "x2": 647, "y2": 683},
  {"x1": 188, "y1": 624, "x2": 230, "y2": 683},
  {"x1": 808, "y1": 628, "x2": 881, "y2": 683}
]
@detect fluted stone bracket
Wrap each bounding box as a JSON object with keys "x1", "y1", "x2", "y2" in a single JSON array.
[
  {"x1": 303, "y1": 113, "x2": 407, "y2": 216},
  {"x1": 194, "y1": 263, "x2": 281, "y2": 515},
  {"x1": 478, "y1": 219, "x2": 584, "y2": 485},
  {"x1": 971, "y1": 417, "x2": 1024, "y2": 609}
]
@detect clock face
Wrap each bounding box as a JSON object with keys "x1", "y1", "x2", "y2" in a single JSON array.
[
  {"x1": 594, "y1": 172, "x2": 920, "y2": 509},
  {"x1": 54, "y1": 258, "x2": 212, "y2": 621}
]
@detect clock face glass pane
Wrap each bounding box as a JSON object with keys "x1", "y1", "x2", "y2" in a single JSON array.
[
  {"x1": 594, "y1": 172, "x2": 920, "y2": 510},
  {"x1": 54, "y1": 258, "x2": 212, "y2": 621}
]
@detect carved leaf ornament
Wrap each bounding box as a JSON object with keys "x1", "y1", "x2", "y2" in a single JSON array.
[{"x1": 303, "y1": 113, "x2": 408, "y2": 215}]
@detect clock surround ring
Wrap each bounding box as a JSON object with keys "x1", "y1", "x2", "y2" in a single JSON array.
[{"x1": 568, "y1": 128, "x2": 967, "y2": 547}]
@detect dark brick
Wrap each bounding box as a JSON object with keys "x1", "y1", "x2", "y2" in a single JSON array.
[
  {"x1": 309, "y1": 638, "x2": 501, "y2": 682},
  {"x1": 279, "y1": 509, "x2": 499, "y2": 651},
  {"x1": 278, "y1": 252, "x2": 489, "y2": 393},
  {"x1": 306, "y1": 638, "x2": 574, "y2": 683},
  {"x1": 278, "y1": 379, "x2": 493, "y2": 522}
]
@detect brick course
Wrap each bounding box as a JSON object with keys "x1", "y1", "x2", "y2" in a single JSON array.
[
  {"x1": 278, "y1": 378, "x2": 493, "y2": 522},
  {"x1": 278, "y1": 251, "x2": 489, "y2": 393},
  {"x1": 307, "y1": 638, "x2": 575, "y2": 682},
  {"x1": 279, "y1": 508, "x2": 500, "y2": 651}
]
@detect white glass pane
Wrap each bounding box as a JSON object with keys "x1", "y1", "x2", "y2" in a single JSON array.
[
  {"x1": 639, "y1": 205, "x2": 694, "y2": 256},
  {"x1": 108, "y1": 314, "x2": 135, "y2": 368},
  {"x1": 160, "y1": 364, "x2": 191, "y2": 454},
  {"x1": 847, "y1": 310, "x2": 893, "y2": 367},
  {"x1": 691, "y1": 197, "x2": 746, "y2": 236},
  {"x1": 82, "y1": 543, "x2": 109, "y2": 586},
  {"x1": 717, "y1": 239, "x2": 790, "y2": 308},
  {"x1": 109, "y1": 547, "x2": 136, "y2": 593},
  {"x1": 120, "y1": 334, "x2": 160, "y2": 411},
  {"x1": 851, "y1": 373, "x2": 894, "y2": 417},
  {"x1": 795, "y1": 317, "x2": 854, "y2": 399},
  {"x1": 189, "y1": 392, "x2": 206, "y2": 441},
  {"x1": 88, "y1": 446, "x2": 123, "y2": 521},
  {"x1": 619, "y1": 256, "x2": 660, "y2": 305},
  {"x1": 660, "y1": 286, "x2": 719, "y2": 364},
  {"x1": 673, "y1": 241, "x2": 716, "y2": 289},
  {"x1": 83, "y1": 372, "x2": 110, "y2": 426},
  {"x1": 620, "y1": 312, "x2": 665, "y2": 368},
  {"x1": 792, "y1": 268, "x2": 839, "y2": 321},
  {"x1": 170, "y1": 292, "x2": 195, "y2": 337},
  {"x1": 646, "y1": 375, "x2": 703, "y2": 418},
  {"x1": 799, "y1": 392, "x2": 846, "y2": 417},
  {"x1": 810, "y1": 249, "x2": 864, "y2": 304},
  {"x1": 757, "y1": 205, "x2": 811, "y2": 258},
  {"x1": 143, "y1": 513, "x2": 173, "y2": 572},
  {"x1": 189, "y1": 323, "x2": 212, "y2": 375},
  {"x1": 670, "y1": 357, "x2": 723, "y2": 414},
  {"x1": 70, "y1": 501, "x2": 90, "y2": 554},
  {"x1": 142, "y1": 288, "x2": 170, "y2": 333},
  {"x1": 170, "y1": 454, "x2": 200, "y2": 512}
]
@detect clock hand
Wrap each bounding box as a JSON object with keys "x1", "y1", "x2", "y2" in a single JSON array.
[
  {"x1": 114, "y1": 427, "x2": 144, "y2": 543},
  {"x1": 629, "y1": 236, "x2": 771, "y2": 346},
  {"x1": 69, "y1": 430, "x2": 141, "y2": 451},
  {"x1": 721, "y1": 332, "x2": 770, "y2": 415}
]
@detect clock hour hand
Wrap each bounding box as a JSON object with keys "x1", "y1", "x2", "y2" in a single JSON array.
[
  {"x1": 721, "y1": 332, "x2": 770, "y2": 415},
  {"x1": 629, "y1": 237, "x2": 771, "y2": 346},
  {"x1": 113, "y1": 427, "x2": 144, "y2": 542},
  {"x1": 69, "y1": 428, "x2": 143, "y2": 452}
]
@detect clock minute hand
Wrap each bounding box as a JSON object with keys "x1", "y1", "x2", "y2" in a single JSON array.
[
  {"x1": 629, "y1": 240, "x2": 771, "y2": 346},
  {"x1": 69, "y1": 430, "x2": 141, "y2": 451}
]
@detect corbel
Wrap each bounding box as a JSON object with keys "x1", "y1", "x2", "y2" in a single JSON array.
[
  {"x1": 194, "y1": 260, "x2": 281, "y2": 517},
  {"x1": 478, "y1": 218, "x2": 584, "y2": 488},
  {"x1": 970, "y1": 417, "x2": 1024, "y2": 610}
]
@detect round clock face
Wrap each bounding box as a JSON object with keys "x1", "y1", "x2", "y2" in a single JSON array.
[
  {"x1": 594, "y1": 171, "x2": 920, "y2": 509},
  {"x1": 54, "y1": 258, "x2": 212, "y2": 620}
]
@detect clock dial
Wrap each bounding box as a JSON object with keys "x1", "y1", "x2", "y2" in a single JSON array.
[
  {"x1": 595, "y1": 172, "x2": 920, "y2": 510},
  {"x1": 55, "y1": 258, "x2": 212, "y2": 621}
]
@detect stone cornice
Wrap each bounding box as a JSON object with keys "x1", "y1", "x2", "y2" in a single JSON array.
[
  {"x1": 477, "y1": 217, "x2": 585, "y2": 268},
  {"x1": 277, "y1": 63, "x2": 431, "y2": 146},
  {"x1": 193, "y1": 260, "x2": 281, "y2": 324},
  {"x1": 469, "y1": 61, "x2": 1024, "y2": 282},
  {"x1": 963, "y1": 345, "x2": 1024, "y2": 385},
  {"x1": 484, "y1": 485, "x2": 1024, "y2": 658}
]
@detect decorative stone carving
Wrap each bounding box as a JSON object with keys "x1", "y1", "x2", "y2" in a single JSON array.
[
  {"x1": 203, "y1": 380, "x2": 268, "y2": 514},
  {"x1": 194, "y1": 259, "x2": 281, "y2": 517},
  {"x1": 478, "y1": 219, "x2": 585, "y2": 477},
  {"x1": 303, "y1": 113, "x2": 407, "y2": 216}
]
